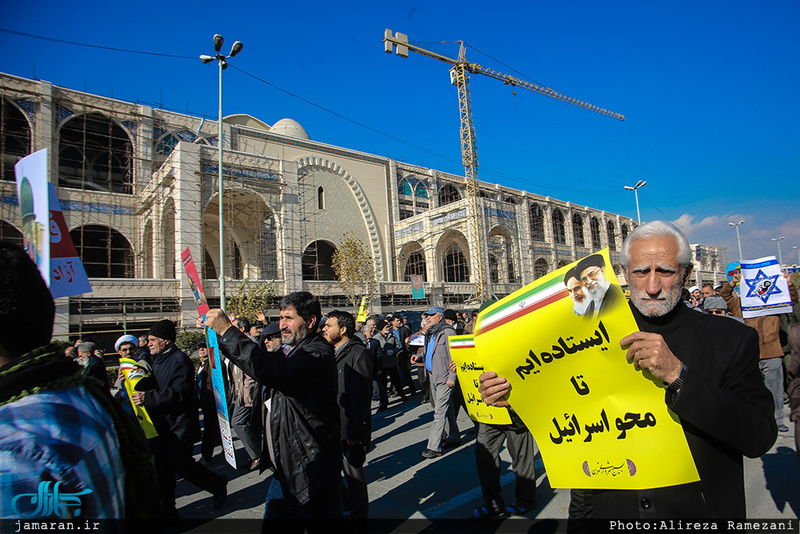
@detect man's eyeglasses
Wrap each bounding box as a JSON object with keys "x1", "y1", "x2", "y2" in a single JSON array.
[
  {"x1": 265, "y1": 334, "x2": 281, "y2": 341},
  {"x1": 580, "y1": 267, "x2": 602, "y2": 284}
]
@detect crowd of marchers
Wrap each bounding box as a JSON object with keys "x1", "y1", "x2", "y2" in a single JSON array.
[{"x1": 1, "y1": 220, "x2": 799, "y2": 532}]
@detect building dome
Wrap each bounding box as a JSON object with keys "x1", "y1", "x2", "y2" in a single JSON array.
[{"x1": 269, "y1": 118, "x2": 310, "y2": 140}]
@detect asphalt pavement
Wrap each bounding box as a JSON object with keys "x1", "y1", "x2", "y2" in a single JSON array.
[{"x1": 172, "y1": 375, "x2": 800, "y2": 533}]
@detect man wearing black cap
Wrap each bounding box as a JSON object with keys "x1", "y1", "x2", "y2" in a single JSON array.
[
  {"x1": 259, "y1": 321, "x2": 284, "y2": 352},
  {"x1": 574, "y1": 253, "x2": 624, "y2": 319},
  {"x1": 131, "y1": 319, "x2": 227, "y2": 521}
]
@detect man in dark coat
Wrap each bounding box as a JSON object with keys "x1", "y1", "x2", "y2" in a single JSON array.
[
  {"x1": 203, "y1": 291, "x2": 344, "y2": 527},
  {"x1": 132, "y1": 319, "x2": 227, "y2": 521},
  {"x1": 77, "y1": 341, "x2": 109, "y2": 388},
  {"x1": 390, "y1": 314, "x2": 417, "y2": 396},
  {"x1": 479, "y1": 221, "x2": 776, "y2": 525},
  {"x1": 785, "y1": 322, "x2": 800, "y2": 461},
  {"x1": 323, "y1": 310, "x2": 373, "y2": 519}
]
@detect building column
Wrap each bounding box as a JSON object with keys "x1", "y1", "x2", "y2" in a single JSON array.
[{"x1": 280, "y1": 160, "x2": 303, "y2": 293}]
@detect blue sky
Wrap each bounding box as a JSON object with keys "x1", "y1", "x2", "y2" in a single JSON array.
[{"x1": 2, "y1": 1, "x2": 798, "y2": 264}]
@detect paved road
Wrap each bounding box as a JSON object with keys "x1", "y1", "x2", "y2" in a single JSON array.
[{"x1": 173, "y1": 381, "x2": 800, "y2": 532}]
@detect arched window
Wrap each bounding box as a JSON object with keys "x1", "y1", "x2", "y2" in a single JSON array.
[
  {"x1": 1, "y1": 97, "x2": 31, "y2": 182},
  {"x1": 534, "y1": 258, "x2": 549, "y2": 279},
  {"x1": 70, "y1": 225, "x2": 134, "y2": 278},
  {"x1": 404, "y1": 249, "x2": 427, "y2": 282},
  {"x1": 590, "y1": 217, "x2": 601, "y2": 249},
  {"x1": 58, "y1": 113, "x2": 133, "y2": 194},
  {"x1": 572, "y1": 213, "x2": 585, "y2": 247},
  {"x1": 621, "y1": 224, "x2": 629, "y2": 243},
  {"x1": 399, "y1": 180, "x2": 413, "y2": 196},
  {"x1": 552, "y1": 209, "x2": 566, "y2": 245},
  {"x1": 163, "y1": 201, "x2": 175, "y2": 278},
  {"x1": 232, "y1": 241, "x2": 243, "y2": 279},
  {"x1": 503, "y1": 196, "x2": 516, "y2": 204},
  {"x1": 155, "y1": 129, "x2": 197, "y2": 156},
  {"x1": 142, "y1": 220, "x2": 153, "y2": 278},
  {"x1": 506, "y1": 242, "x2": 516, "y2": 284},
  {"x1": 438, "y1": 184, "x2": 461, "y2": 206},
  {"x1": 317, "y1": 186, "x2": 325, "y2": 210},
  {"x1": 302, "y1": 240, "x2": 337, "y2": 280},
  {"x1": 607, "y1": 221, "x2": 617, "y2": 251},
  {"x1": 488, "y1": 254, "x2": 500, "y2": 284},
  {"x1": 443, "y1": 244, "x2": 469, "y2": 283},
  {"x1": 204, "y1": 249, "x2": 217, "y2": 280},
  {"x1": 529, "y1": 203, "x2": 545, "y2": 242},
  {"x1": 259, "y1": 215, "x2": 279, "y2": 280},
  {"x1": 415, "y1": 184, "x2": 428, "y2": 199}
]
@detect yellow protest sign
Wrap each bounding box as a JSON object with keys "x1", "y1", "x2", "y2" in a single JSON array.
[
  {"x1": 119, "y1": 357, "x2": 159, "y2": 439},
  {"x1": 474, "y1": 249, "x2": 698, "y2": 490},
  {"x1": 356, "y1": 296, "x2": 369, "y2": 323},
  {"x1": 448, "y1": 335, "x2": 512, "y2": 425}
]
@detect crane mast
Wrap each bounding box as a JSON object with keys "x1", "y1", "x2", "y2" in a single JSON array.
[{"x1": 383, "y1": 29, "x2": 624, "y2": 303}]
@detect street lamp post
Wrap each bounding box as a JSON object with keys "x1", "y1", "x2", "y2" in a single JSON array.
[
  {"x1": 623, "y1": 180, "x2": 646, "y2": 224},
  {"x1": 728, "y1": 220, "x2": 745, "y2": 262},
  {"x1": 794, "y1": 246, "x2": 800, "y2": 267},
  {"x1": 772, "y1": 236, "x2": 784, "y2": 268},
  {"x1": 201, "y1": 35, "x2": 243, "y2": 311}
]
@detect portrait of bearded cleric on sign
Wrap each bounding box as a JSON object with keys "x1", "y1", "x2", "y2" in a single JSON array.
[{"x1": 569, "y1": 254, "x2": 625, "y2": 320}]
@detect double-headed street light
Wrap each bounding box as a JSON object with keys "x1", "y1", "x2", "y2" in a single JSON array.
[
  {"x1": 200, "y1": 34, "x2": 243, "y2": 310},
  {"x1": 728, "y1": 220, "x2": 745, "y2": 262},
  {"x1": 772, "y1": 236, "x2": 785, "y2": 268},
  {"x1": 623, "y1": 180, "x2": 646, "y2": 224}
]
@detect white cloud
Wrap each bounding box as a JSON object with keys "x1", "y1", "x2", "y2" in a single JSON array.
[{"x1": 669, "y1": 211, "x2": 800, "y2": 265}]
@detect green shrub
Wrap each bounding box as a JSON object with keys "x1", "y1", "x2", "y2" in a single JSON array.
[{"x1": 176, "y1": 330, "x2": 205, "y2": 355}]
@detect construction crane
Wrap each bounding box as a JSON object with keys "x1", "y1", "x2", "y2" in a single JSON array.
[{"x1": 383, "y1": 29, "x2": 624, "y2": 304}]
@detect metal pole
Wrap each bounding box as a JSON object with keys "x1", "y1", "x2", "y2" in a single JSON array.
[
  {"x1": 218, "y1": 60, "x2": 226, "y2": 311},
  {"x1": 735, "y1": 226, "x2": 742, "y2": 262},
  {"x1": 774, "y1": 237, "x2": 784, "y2": 268},
  {"x1": 634, "y1": 188, "x2": 641, "y2": 225}
]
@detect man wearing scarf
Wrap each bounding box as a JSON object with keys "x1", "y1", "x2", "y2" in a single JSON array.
[{"x1": 0, "y1": 241, "x2": 161, "y2": 523}]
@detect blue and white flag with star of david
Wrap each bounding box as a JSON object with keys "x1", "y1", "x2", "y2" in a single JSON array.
[{"x1": 740, "y1": 256, "x2": 793, "y2": 318}]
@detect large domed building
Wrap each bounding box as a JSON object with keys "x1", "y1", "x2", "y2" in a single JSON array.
[{"x1": 0, "y1": 72, "x2": 635, "y2": 345}]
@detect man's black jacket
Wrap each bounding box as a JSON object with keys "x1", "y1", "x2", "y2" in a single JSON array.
[{"x1": 218, "y1": 328, "x2": 342, "y2": 508}]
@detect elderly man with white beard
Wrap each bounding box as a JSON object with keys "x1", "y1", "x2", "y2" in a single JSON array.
[
  {"x1": 479, "y1": 220, "x2": 776, "y2": 527},
  {"x1": 574, "y1": 253, "x2": 625, "y2": 320}
]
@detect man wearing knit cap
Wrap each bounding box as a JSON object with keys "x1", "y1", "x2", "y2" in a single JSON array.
[{"x1": 131, "y1": 318, "x2": 227, "y2": 522}]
